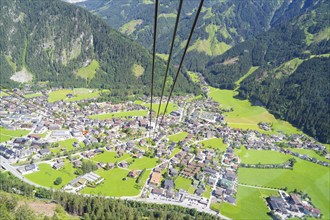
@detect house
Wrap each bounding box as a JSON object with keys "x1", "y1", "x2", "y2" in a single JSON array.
[
  {"x1": 53, "y1": 162, "x2": 64, "y2": 170},
  {"x1": 151, "y1": 188, "x2": 164, "y2": 196},
  {"x1": 195, "y1": 188, "x2": 204, "y2": 196},
  {"x1": 24, "y1": 164, "x2": 38, "y2": 174},
  {"x1": 163, "y1": 179, "x2": 174, "y2": 189},
  {"x1": 267, "y1": 196, "x2": 287, "y2": 213},
  {"x1": 149, "y1": 172, "x2": 162, "y2": 187},
  {"x1": 39, "y1": 148, "x2": 50, "y2": 156},
  {"x1": 128, "y1": 170, "x2": 139, "y2": 178},
  {"x1": 118, "y1": 161, "x2": 128, "y2": 168},
  {"x1": 169, "y1": 168, "x2": 178, "y2": 176}
]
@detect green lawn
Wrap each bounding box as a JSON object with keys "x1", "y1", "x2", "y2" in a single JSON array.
[
  {"x1": 89, "y1": 110, "x2": 148, "y2": 120},
  {"x1": 23, "y1": 92, "x2": 43, "y2": 99},
  {"x1": 202, "y1": 185, "x2": 212, "y2": 198},
  {"x1": 236, "y1": 148, "x2": 292, "y2": 164},
  {"x1": 238, "y1": 158, "x2": 330, "y2": 219},
  {"x1": 91, "y1": 151, "x2": 132, "y2": 164},
  {"x1": 128, "y1": 157, "x2": 159, "y2": 170},
  {"x1": 220, "y1": 186, "x2": 275, "y2": 220},
  {"x1": 168, "y1": 132, "x2": 188, "y2": 142},
  {"x1": 0, "y1": 127, "x2": 30, "y2": 142},
  {"x1": 48, "y1": 88, "x2": 101, "y2": 103},
  {"x1": 50, "y1": 138, "x2": 79, "y2": 154},
  {"x1": 170, "y1": 148, "x2": 181, "y2": 157},
  {"x1": 175, "y1": 176, "x2": 193, "y2": 192},
  {"x1": 208, "y1": 87, "x2": 301, "y2": 135},
  {"x1": 199, "y1": 138, "x2": 227, "y2": 151},
  {"x1": 210, "y1": 202, "x2": 221, "y2": 212},
  {"x1": 25, "y1": 163, "x2": 77, "y2": 189},
  {"x1": 81, "y1": 168, "x2": 150, "y2": 197},
  {"x1": 76, "y1": 60, "x2": 99, "y2": 80}
]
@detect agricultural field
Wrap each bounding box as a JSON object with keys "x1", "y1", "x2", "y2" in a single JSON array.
[
  {"x1": 220, "y1": 186, "x2": 278, "y2": 220},
  {"x1": 48, "y1": 88, "x2": 101, "y2": 103},
  {"x1": 199, "y1": 138, "x2": 227, "y2": 151},
  {"x1": 237, "y1": 159, "x2": 330, "y2": 219},
  {"x1": 235, "y1": 148, "x2": 292, "y2": 164},
  {"x1": 89, "y1": 110, "x2": 148, "y2": 120},
  {"x1": 91, "y1": 151, "x2": 132, "y2": 164},
  {"x1": 168, "y1": 132, "x2": 188, "y2": 142},
  {"x1": 24, "y1": 163, "x2": 77, "y2": 189},
  {"x1": 0, "y1": 127, "x2": 30, "y2": 143},
  {"x1": 208, "y1": 87, "x2": 301, "y2": 135},
  {"x1": 81, "y1": 168, "x2": 151, "y2": 197}
]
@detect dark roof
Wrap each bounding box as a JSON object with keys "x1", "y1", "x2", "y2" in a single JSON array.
[{"x1": 164, "y1": 179, "x2": 174, "y2": 188}]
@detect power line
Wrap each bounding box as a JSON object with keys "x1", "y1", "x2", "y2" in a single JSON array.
[
  {"x1": 158, "y1": 0, "x2": 204, "y2": 127},
  {"x1": 154, "y1": 0, "x2": 183, "y2": 133},
  {"x1": 149, "y1": 0, "x2": 159, "y2": 132}
]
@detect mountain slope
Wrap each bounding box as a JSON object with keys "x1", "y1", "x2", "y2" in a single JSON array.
[
  {"x1": 75, "y1": 0, "x2": 321, "y2": 70},
  {"x1": 203, "y1": 0, "x2": 329, "y2": 142},
  {"x1": 0, "y1": 0, "x2": 199, "y2": 97}
]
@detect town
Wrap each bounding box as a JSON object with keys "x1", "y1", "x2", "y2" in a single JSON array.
[{"x1": 0, "y1": 84, "x2": 328, "y2": 219}]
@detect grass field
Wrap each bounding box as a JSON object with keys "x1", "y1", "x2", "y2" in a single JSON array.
[
  {"x1": 210, "y1": 201, "x2": 221, "y2": 212},
  {"x1": 23, "y1": 92, "x2": 43, "y2": 99},
  {"x1": 238, "y1": 159, "x2": 330, "y2": 219},
  {"x1": 50, "y1": 138, "x2": 79, "y2": 154},
  {"x1": 187, "y1": 71, "x2": 200, "y2": 83},
  {"x1": 48, "y1": 88, "x2": 101, "y2": 103},
  {"x1": 199, "y1": 138, "x2": 227, "y2": 151},
  {"x1": 25, "y1": 163, "x2": 77, "y2": 189},
  {"x1": 134, "y1": 100, "x2": 178, "y2": 114},
  {"x1": 220, "y1": 186, "x2": 277, "y2": 219},
  {"x1": 132, "y1": 63, "x2": 144, "y2": 78},
  {"x1": 235, "y1": 148, "x2": 292, "y2": 164},
  {"x1": 119, "y1": 19, "x2": 143, "y2": 35},
  {"x1": 128, "y1": 157, "x2": 159, "y2": 170},
  {"x1": 156, "y1": 53, "x2": 169, "y2": 61},
  {"x1": 76, "y1": 60, "x2": 99, "y2": 80},
  {"x1": 89, "y1": 110, "x2": 148, "y2": 120},
  {"x1": 81, "y1": 168, "x2": 151, "y2": 197},
  {"x1": 168, "y1": 132, "x2": 188, "y2": 142},
  {"x1": 235, "y1": 66, "x2": 259, "y2": 88},
  {"x1": 91, "y1": 151, "x2": 132, "y2": 164},
  {"x1": 208, "y1": 87, "x2": 301, "y2": 135},
  {"x1": 0, "y1": 127, "x2": 30, "y2": 142},
  {"x1": 175, "y1": 176, "x2": 193, "y2": 192}
]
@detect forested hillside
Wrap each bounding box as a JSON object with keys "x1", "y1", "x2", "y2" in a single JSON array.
[
  {"x1": 203, "y1": 1, "x2": 329, "y2": 143},
  {"x1": 75, "y1": 0, "x2": 321, "y2": 69},
  {"x1": 0, "y1": 0, "x2": 199, "y2": 97},
  {"x1": 0, "y1": 172, "x2": 218, "y2": 220}
]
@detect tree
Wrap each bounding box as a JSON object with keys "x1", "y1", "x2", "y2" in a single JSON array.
[
  {"x1": 15, "y1": 204, "x2": 36, "y2": 220},
  {"x1": 54, "y1": 177, "x2": 62, "y2": 185}
]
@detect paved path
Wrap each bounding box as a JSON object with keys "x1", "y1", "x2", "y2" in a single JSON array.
[{"x1": 238, "y1": 183, "x2": 278, "y2": 191}]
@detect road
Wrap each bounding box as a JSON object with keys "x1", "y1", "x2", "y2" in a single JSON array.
[
  {"x1": 0, "y1": 156, "x2": 44, "y2": 188},
  {"x1": 238, "y1": 183, "x2": 278, "y2": 191}
]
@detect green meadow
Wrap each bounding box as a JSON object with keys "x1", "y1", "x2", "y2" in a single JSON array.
[
  {"x1": 0, "y1": 127, "x2": 30, "y2": 142},
  {"x1": 50, "y1": 138, "x2": 79, "y2": 154},
  {"x1": 23, "y1": 92, "x2": 43, "y2": 99},
  {"x1": 76, "y1": 60, "x2": 99, "y2": 80},
  {"x1": 89, "y1": 110, "x2": 148, "y2": 120},
  {"x1": 220, "y1": 186, "x2": 278, "y2": 220},
  {"x1": 81, "y1": 168, "x2": 151, "y2": 197},
  {"x1": 238, "y1": 159, "x2": 330, "y2": 219},
  {"x1": 128, "y1": 157, "x2": 159, "y2": 170},
  {"x1": 199, "y1": 138, "x2": 227, "y2": 151},
  {"x1": 25, "y1": 163, "x2": 77, "y2": 189},
  {"x1": 168, "y1": 132, "x2": 188, "y2": 142},
  {"x1": 289, "y1": 148, "x2": 328, "y2": 162},
  {"x1": 187, "y1": 71, "x2": 200, "y2": 83},
  {"x1": 48, "y1": 88, "x2": 101, "y2": 103},
  {"x1": 175, "y1": 176, "x2": 194, "y2": 193},
  {"x1": 208, "y1": 87, "x2": 301, "y2": 135},
  {"x1": 235, "y1": 148, "x2": 292, "y2": 164}
]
